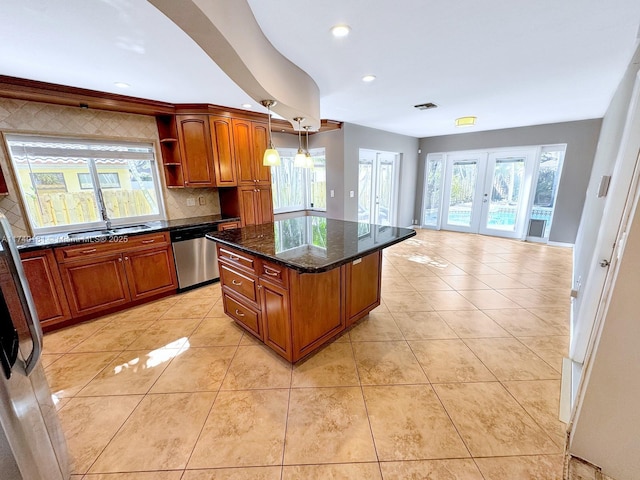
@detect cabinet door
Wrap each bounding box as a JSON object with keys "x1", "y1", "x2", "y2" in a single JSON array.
[
  {"x1": 252, "y1": 122, "x2": 271, "y2": 184},
  {"x1": 209, "y1": 115, "x2": 237, "y2": 187},
  {"x1": 176, "y1": 114, "x2": 215, "y2": 187},
  {"x1": 345, "y1": 251, "x2": 382, "y2": 326},
  {"x1": 239, "y1": 187, "x2": 259, "y2": 226},
  {"x1": 124, "y1": 246, "x2": 178, "y2": 301},
  {"x1": 232, "y1": 119, "x2": 255, "y2": 185},
  {"x1": 260, "y1": 280, "x2": 291, "y2": 361},
  {"x1": 20, "y1": 249, "x2": 71, "y2": 327},
  {"x1": 60, "y1": 254, "x2": 130, "y2": 318},
  {"x1": 256, "y1": 187, "x2": 274, "y2": 224}
]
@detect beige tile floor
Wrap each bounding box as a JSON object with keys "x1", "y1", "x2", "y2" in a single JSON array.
[{"x1": 44, "y1": 229, "x2": 572, "y2": 480}]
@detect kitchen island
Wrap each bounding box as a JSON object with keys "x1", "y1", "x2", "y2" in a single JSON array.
[{"x1": 206, "y1": 216, "x2": 416, "y2": 362}]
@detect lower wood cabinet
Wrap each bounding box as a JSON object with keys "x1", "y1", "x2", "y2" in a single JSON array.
[
  {"x1": 20, "y1": 249, "x2": 71, "y2": 328},
  {"x1": 217, "y1": 244, "x2": 382, "y2": 362},
  {"x1": 54, "y1": 232, "x2": 178, "y2": 321},
  {"x1": 59, "y1": 253, "x2": 130, "y2": 318},
  {"x1": 238, "y1": 186, "x2": 273, "y2": 226}
]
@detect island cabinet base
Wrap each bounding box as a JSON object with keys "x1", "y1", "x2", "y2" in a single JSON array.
[{"x1": 217, "y1": 244, "x2": 382, "y2": 362}]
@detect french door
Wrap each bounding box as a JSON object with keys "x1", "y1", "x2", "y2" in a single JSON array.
[
  {"x1": 358, "y1": 149, "x2": 399, "y2": 225},
  {"x1": 440, "y1": 149, "x2": 536, "y2": 238}
]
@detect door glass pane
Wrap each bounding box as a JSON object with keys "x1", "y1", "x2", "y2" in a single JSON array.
[
  {"x1": 95, "y1": 159, "x2": 160, "y2": 221},
  {"x1": 376, "y1": 160, "x2": 394, "y2": 225},
  {"x1": 358, "y1": 161, "x2": 373, "y2": 223},
  {"x1": 485, "y1": 158, "x2": 525, "y2": 231},
  {"x1": 531, "y1": 150, "x2": 563, "y2": 238},
  {"x1": 423, "y1": 158, "x2": 442, "y2": 226},
  {"x1": 448, "y1": 161, "x2": 478, "y2": 227}
]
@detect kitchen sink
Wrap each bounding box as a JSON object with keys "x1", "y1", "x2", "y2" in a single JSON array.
[{"x1": 67, "y1": 224, "x2": 151, "y2": 237}]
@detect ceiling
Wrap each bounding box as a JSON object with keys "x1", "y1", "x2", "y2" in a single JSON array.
[{"x1": 1, "y1": 0, "x2": 639, "y2": 138}]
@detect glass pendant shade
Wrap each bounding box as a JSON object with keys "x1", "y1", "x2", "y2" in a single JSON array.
[
  {"x1": 263, "y1": 148, "x2": 281, "y2": 166},
  {"x1": 260, "y1": 99, "x2": 281, "y2": 166},
  {"x1": 294, "y1": 149, "x2": 307, "y2": 167}
]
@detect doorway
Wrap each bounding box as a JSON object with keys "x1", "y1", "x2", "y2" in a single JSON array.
[
  {"x1": 439, "y1": 149, "x2": 535, "y2": 238},
  {"x1": 423, "y1": 146, "x2": 562, "y2": 240},
  {"x1": 358, "y1": 149, "x2": 399, "y2": 225}
]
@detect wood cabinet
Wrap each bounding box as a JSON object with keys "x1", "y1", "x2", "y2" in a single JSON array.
[
  {"x1": 20, "y1": 249, "x2": 71, "y2": 328},
  {"x1": 218, "y1": 221, "x2": 240, "y2": 231},
  {"x1": 176, "y1": 114, "x2": 216, "y2": 187},
  {"x1": 344, "y1": 251, "x2": 382, "y2": 326},
  {"x1": 232, "y1": 119, "x2": 271, "y2": 186},
  {"x1": 216, "y1": 244, "x2": 383, "y2": 362},
  {"x1": 156, "y1": 115, "x2": 184, "y2": 188},
  {"x1": 56, "y1": 232, "x2": 177, "y2": 318},
  {"x1": 238, "y1": 186, "x2": 273, "y2": 226},
  {"x1": 209, "y1": 115, "x2": 237, "y2": 187}
]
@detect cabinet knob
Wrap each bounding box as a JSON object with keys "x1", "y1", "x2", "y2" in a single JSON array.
[
  {"x1": 124, "y1": 256, "x2": 129, "y2": 261},
  {"x1": 118, "y1": 257, "x2": 123, "y2": 262}
]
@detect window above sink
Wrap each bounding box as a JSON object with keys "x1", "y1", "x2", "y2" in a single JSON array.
[{"x1": 4, "y1": 134, "x2": 166, "y2": 235}]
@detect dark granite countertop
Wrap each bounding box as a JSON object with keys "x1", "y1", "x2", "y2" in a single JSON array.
[
  {"x1": 206, "y1": 216, "x2": 416, "y2": 273},
  {"x1": 16, "y1": 215, "x2": 240, "y2": 252}
]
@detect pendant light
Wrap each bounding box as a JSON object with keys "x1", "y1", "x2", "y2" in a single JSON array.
[
  {"x1": 260, "y1": 100, "x2": 281, "y2": 166},
  {"x1": 303, "y1": 126, "x2": 314, "y2": 169},
  {"x1": 293, "y1": 117, "x2": 307, "y2": 167}
]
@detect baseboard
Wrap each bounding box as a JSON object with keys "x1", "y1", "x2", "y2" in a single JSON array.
[
  {"x1": 548, "y1": 240, "x2": 575, "y2": 248},
  {"x1": 560, "y1": 357, "x2": 572, "y2": 423}
]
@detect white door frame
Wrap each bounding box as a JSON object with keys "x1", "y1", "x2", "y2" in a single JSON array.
[
  {"x1": 569, "y1": 71, "x2": 640, "y2": 411},
  {"x1": 358, "y1": 149, "x2": 400, "y2": 225},
  {"x1": 441, "y1": 152, "x2": 488, "y2": 233},
  {"x1": 478, "y1": 148, "x2": 537, "y2": 239}
]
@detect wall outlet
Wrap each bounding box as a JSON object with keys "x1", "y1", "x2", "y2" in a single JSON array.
[
  {"x1": 186, "y1": 197, "x2": 196, "y2": 206},
  {"x1": 198, "y1": 195, "x2": 206, "y2": 205},
  {"x1": 330, "y1": 189, "x2": 335, "y2": 198},
  {"x1": 349, "y1": 190, "x2": 355, "y2": 198}
]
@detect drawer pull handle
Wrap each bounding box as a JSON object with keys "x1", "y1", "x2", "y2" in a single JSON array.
[
  {"x1": 141, "y1": 239, "x2": 155, "y2": 244},
  {"x1": 231, "y1": 279, "x2": 242, "y2": 286},
  {"x1": 234, "y1": 309, "x2": 245, "y2": 317},
  {"x1": 80, "y1": 248, "x2": 97, "y2": 254},
  {"x1": 229, "y1": 254, "x2": 240, "y2": 261},
  {"x1": 264, "y1": 269, "x2": 278, "y2": 276}
]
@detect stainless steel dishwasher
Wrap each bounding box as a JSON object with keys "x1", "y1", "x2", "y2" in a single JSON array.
[{"x1": 170, "y1": 224, "x2": 220, "y2": 291}]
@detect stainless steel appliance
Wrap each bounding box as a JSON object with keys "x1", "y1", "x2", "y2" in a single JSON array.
[
  {"x1": 171, "y1": 224, "x2": 220, "y2": 291},
  {"x1": 0, "y1": 215, "x2": 69, "y2": 480}
]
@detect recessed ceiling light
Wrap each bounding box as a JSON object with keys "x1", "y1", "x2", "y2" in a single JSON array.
[
  {"x1": 331, "y1": 24, "x2": 351, "y2": 37},
  {"x1": 455, "y1": 116, "x2": 477, "y2": 127},
  {"x1": 362, "y1": 74, "x2": 376, "y2": 83},
  {"x1": 241, "y1": 103, "x2": 252, "y2": 109},
  {"x1": 113, "y1": 82, "x2": 130, "y2": 88}
]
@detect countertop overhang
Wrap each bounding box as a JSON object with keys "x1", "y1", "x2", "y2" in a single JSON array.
[{"x1": 206, "y1": 216, "x2": 416, "y2": 273}]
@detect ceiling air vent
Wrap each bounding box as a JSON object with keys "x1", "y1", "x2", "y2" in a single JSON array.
[{"x1": 414, "y1": 102, "x2": 437, "y2": 110}]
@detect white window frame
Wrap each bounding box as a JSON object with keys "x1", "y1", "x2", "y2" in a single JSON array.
[
  {"x1": 272, "y1": 147, "x2": 326, "y2": 214},
  {"x1": 4, "y1": 133, "x2": 166, "y2": 235}
]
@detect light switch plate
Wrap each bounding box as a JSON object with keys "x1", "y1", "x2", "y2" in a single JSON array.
[{"x1": 349, "y1": 190, "x2": 354, "y2": 198}]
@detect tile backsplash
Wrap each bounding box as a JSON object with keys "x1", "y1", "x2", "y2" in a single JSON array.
[{"x1": 0, "y1": 98, "x2": 221, "y2": 236}]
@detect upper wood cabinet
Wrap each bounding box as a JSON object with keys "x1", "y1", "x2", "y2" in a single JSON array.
[
  {"x1": 176, "y1": 114, "x2": 216, "y2": 188},
  {"x1": 232, "y1": 119, "x2": 271, "y2": 186},
  {"x1": 209, "y1": 115, "x2": 237, "y2": 187}
]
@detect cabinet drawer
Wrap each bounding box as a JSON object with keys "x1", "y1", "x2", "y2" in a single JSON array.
[
  {"x1": 218, "y1": 221, "x2": 240, "y2": 231},
  {"x1": 218, "y1": 246, "x2": 255, "y2": 272},
  {"x1": 56, "y1": 232, "x2": 169, "y2": 261},
  {"x1": 223, "y1": 293, "x2": 261, "y2": 339},
  {"x1": 259, "y1": 259, "x2": 288, "y2": 287},
  {"x1": 220, "y1": 264, "x2": 257, "y2": 302},
  {"x1": 124, "y1": 232, "x2": 170, "y2": 250}
]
